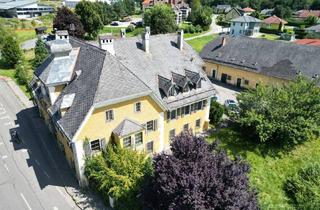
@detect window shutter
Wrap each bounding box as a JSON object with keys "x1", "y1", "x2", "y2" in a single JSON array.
[
  {"x1": 100, "y1": 138, "x2": 107, "y2": 150},
  {"x1": 153, "y1": 120, "x2": 158, "y2": 131},
  {"x1": 83, "y1": 142, "x2": 92, "y2": 157}
]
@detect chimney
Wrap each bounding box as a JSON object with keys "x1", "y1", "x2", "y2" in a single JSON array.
[
  {"x1": 221, "y1": 37, "x2": 226, "y2": 46},
  {"x1": 142, "y1": 27, "x2": 150, "y2": 53},
  {"x1": 99, "y1": 34, "x2": 115, "y2": 55},
  {"x1": 55, "y1": 30, "x2": 69, "y2": 41},
  {"x1": 120, "y1": 28, "x2": 126, "y2": 38},
  {"x1": 47, "y1": 39, "x2": 72, "y2": 58},
  {"x1": 177, "y1": 29, "x2": 184, "y2": 50}
]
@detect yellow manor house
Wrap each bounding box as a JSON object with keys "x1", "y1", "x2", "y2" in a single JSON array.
[
  {"x1": 31, "y1": 28, "x2": 216, "y2": 185},
  {"x1": 200, "y1": 36, "x2": 320, "y2": 88}
]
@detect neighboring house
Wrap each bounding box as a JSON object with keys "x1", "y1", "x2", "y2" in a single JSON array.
[
  {"x1": 225, "y1": 7, "x2": 243, "y2": 21},
  {"x1": 261, "y1": 8, "x2": 274, "y2": 17},
  {"x1": 306, "y1": 24, "x2": 320, "y2": 34},
  {"x1": 0, "y1": 0, "x2": 54, "y2": 18},
  {"x1": 230, "y1": 16, "x2": 261, "y2": 37},
  {"x1": 297, "y1": 10, "x2": 320, "y2": 19},
  {"x1": 30, "y1": 29, "x2": 216, "y2": 185},
  {"x1": 215, "y1": 5, "x2": 231, "y2": 14},
  {"x1": 64, "y1": 0, "x2": 112, "y2": 8},
  {"x1": 200, "y1": 36, "x2": 320, "y2": 88},
  {"x1": 294, "y1": 39, "x2": 320, "y2": 47},
  {"x1": 242, "y1": 7, "x2": 255, "y2": 16},
  {"x1": 142, "y1": 0, "x2": 191, "y2": 24},
  {"x1": 262, "y1": 15, "x2": 287, "y2": 31}
]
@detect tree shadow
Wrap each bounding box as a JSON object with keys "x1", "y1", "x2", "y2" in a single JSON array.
[{"x1": 0, "y1": 58, "x2": 12, "y2": 69}]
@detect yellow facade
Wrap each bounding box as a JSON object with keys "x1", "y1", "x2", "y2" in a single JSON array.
[{"x1": 203, "y1": 60, "x2": 288, "y2": 88}]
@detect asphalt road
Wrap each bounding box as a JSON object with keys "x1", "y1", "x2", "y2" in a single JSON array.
[{"x1": 0, "y1": 79, "x2": 79, "y2": 210}]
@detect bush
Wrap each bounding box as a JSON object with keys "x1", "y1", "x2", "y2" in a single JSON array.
[
  {"x1": 284, "y1": 164, "x2": 320, "y2": 209},
  {"x1": 1, "y1": 36, "x2": 22, "y2": 68},
  {"x1": 209, "y1": 101, "x2": 224, "y2": 125},
  {"x1": 259, "y1": 27, "x2": 280, "y2": 35},
  {"x1": 286, "y1": 18, "x2": 305, "y2": 27},
  {"x1": 294, "y1": 28, "x2": 308, "y2": 39},
  {"x1": 125, "y1": 24, "x2": 135, "y2": 33},
  {"x1": 15, "y1": 61, "x2": 29, "y2": 85},
  {"x1": 195, "y1": 24, "x2": 202, "y2": 33}
]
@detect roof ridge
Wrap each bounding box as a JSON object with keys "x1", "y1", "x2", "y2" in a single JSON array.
[{"x1": 70, "y1": 37, "x2": 106, "y2": 55}]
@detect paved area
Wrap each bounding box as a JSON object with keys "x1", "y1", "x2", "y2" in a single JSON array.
[
  {"x1": 211, "y1": 80, "x2": 241, "y2": 104},
  {"x1": 21, "y1": 38, "x2": 37, "y2": 51},
  {"x1": 0, "y1": 78, "x2": 107, "y2": 210}
]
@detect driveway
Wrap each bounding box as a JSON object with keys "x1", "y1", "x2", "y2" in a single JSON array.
[
  {"x1": 21, "y1": 38, "x2": 37, "y2": 50},
  {"x1": 211, "y1": 80, "x2": 241, "y2": 104}
]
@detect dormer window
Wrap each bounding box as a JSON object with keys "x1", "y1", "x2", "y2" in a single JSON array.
[{"x1": 169, "y1": 86, "x2": 177, "y2": 96}]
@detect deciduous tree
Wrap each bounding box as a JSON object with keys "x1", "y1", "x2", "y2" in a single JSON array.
[{"x1": 143, "y1": 133, "x2": 258, "y2": 210}]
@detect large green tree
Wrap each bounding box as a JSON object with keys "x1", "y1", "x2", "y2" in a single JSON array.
[
  {"x1": 1, "y1": 36, "x2": 22, "y2": 68},
  {"x1": 85, "y1": 145, "x2": 153, "y2": 210},
  {"x1": 53, "y1": 6, "x2": 85, "y2": 38},
  {"x1": 189, "y1": 6, "x2": 212, "y2": 30},
  {"x1": 236, "y1": 77, "x2": 320, "y2": 147},
  {"x1": 33, "y1": 38, "x2": 48, "y2": 69},
  {"x1": 143, "y1": 4, "x2": 177, "y2": 34},
  {"x1": 75, "y1": 1, "x2": 103, "y2": 38}
]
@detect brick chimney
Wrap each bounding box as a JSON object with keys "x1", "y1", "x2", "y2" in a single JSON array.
[
  {"x1": 99, "y1": 34, "x2": 115, "y2": 55},
  {"x1": 177, "y1": 29, "x2": 184, "y2": 50},
  {"x1": 142, "y1": 27, "x2": 150, "y2": 53}
]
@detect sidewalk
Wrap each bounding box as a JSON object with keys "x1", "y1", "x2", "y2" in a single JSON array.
[{"x1": 0, "y1": 77, "x2": 109, "y2": 210}]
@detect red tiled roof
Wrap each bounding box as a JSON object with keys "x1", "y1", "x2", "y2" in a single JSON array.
[
  {"x1": 242, "y1": 7, "x2": 255, "y2": 12},
  {"x1": 263, "y1": 15, "x2": 288, "y2": 24},
  {"x1": 294, "y1": 39, "x2": 320, "y2": 47},
  {"x1": 299, "y1": 10, "x2": 320, "y2": 18},
  {"x1": 143, "y1": 0, "x2": 151, "y2": 5}
]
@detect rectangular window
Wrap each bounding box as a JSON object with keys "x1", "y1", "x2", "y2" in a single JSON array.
[
  {"x1": 197, "y1": 101, "x2": 202, "y2": 110},
  {"x1": 90, "y1": 139, "x2": 101, "y2": 151},
  {"x1": 135, "y1": 132, "x2": 143, "y2": 146},
  {"x1": 135, "y1": 102, "x2": 141, "y2": 112},
  {"x1": 177, "y1": 108, "x2": 181, "y2": 117},
  {"x1": 227, "y1": 75, "x2": 232, "y2": 80},
  {"x1": 146, "y1": 141, "x2": 153, "y2": 152},
  {"x1": 191, "y1": 104, "x2": 195, "y2": 112},
  {"x1": 183, "y1": 123, "x2": 189, "y2": 131},
  {"x1": 202, "y1": 100, "x2": 207, "y2": 109},
  {"x1": 169, "y1": 129, "x2": 175, "y2": 141},
  {"x1": 123, "y1": 136, "x2": 132, "y2": 148},
  {"x1": 184, "y1": 105, "x2": 190, "y2": 115},
  {"x1": 245, "y1": 80, "x2": 249, "y2": 85},
  {"x1": 170, "y1": 110, "x2": 176, "y2": 120},
  {"x1": 196, "y1": 119, "x2": 201, "y2": 128},
  {"x1": 106, "y1": 110, "x2": 114, "y2": 122},
  {"x1": 146, "y1": 120, "x2": 157, "y2": 131},
  {"x1": 181, "y1": 107, "x2": 185, "y2": 116},
  {"x1": 167, "y1": 111, "x2": 170, "y2": 120}
]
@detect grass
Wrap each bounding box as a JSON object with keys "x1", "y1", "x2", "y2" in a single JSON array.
[
  {"x1": 99, "y1": 26, "x2": 144, "y2": 38},
  {"x1": 207, "y1": 128, "x2": 320, "y2": 209},
  {"x1": 258, "y1": 33, "x2": 280, "y2": 41},
  {"x1": 0, "y1": 49, "x2": 34, "y2": 98},
  {"x1": 186, "y1": 35, "x2": 217, "y2": 53},
  {"x1": 179, "y1": 22, "x2": 209, "y2": 39},
  {"x1": 15, "y1": 29, "x2": 36, "y2": 43}
]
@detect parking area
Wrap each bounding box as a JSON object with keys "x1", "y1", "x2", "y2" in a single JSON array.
[{"x1": 211, "y1": 80, "x2": 241, "y2": 105}]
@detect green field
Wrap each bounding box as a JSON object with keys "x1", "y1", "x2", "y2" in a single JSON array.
[
  {"x1": 258, "y1": 33, "x2": 280, "y2": 41},
  {"x1": 207, "y1": 128, "x2": 320, "y2": 209},
  {"x1": 186, "y1": 35, "x2": 217, "y2": 53},
  {"x1": 99, "y1": 26, "x2": 144, "y2": 38}
]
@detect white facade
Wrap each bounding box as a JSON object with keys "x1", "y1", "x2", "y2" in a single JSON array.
[
  {"x1": 64, "y1": 0, "x2": 112, "y2": 8},
  {"x1": 230, "y1": 21, "x2": 260, "y2": 37}
]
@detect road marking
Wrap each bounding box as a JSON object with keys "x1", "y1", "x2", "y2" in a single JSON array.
[
  {"x1": 43, "y1": 170, "x2": 50, "y2": 178},
  {"x1": 53, "y1": 206, "x2": 58, "y2": 210},
  {"x1": 3, "y1": 164, "x2": 9, "y2": 172},
  {"x1": 34, "y1": 159, "x2": 40, "y2": 166},
  {"x1": 1, "y1": 155, "x2": 8, "y2": 159},
  {"x1": 20, "y1": 193, "x2": 32, "y2": 210},
  {"x1": 4, "y1": 121, "x2": 13, "y2": 126},
  {"x1": 0, "y1": 115, "x2": 9, "y2": 120}
]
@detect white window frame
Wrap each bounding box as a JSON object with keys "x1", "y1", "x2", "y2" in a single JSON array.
[
  {"x1": 146, "y1": 120, "x2": 157, "y2": 132},
  {"x1": 106, "y1": 109, "x2": 114, "y2": 122},
  {"x1": 195, "y1": 119, "x2": 201, "y2": 128},
  {"x1": 123, "y1": 136, "x2": 132, "y2": 148},
  {"x1": 134, "y1": 132, "x2": 143, "y2": 146},
  {"x1": 90, "y1": 139, "x2": 101, "y2": 151},
  {"x1": 135, "y1": 102, "x2": 141, "y2": 112},
  {"x1": 146, "y1": 141, "x2": 154, "y2": 153},
  {"x1": 183, "y1": 123, "x2": 189, "y2": 131}
]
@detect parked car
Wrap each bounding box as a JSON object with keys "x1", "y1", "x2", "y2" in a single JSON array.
[
  {"x1": 110, "y1": 22, "x2": 119, "y2": 26},
  {"x1": 224, "y1": 99, "x2": 237, "y2": 108}
]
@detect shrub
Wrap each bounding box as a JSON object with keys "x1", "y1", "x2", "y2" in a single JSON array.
[
  {"x1": 143, "y1": 133, "x2": 258, "y2": 210},
  {"x1": 284, "y1": 164, "x2": 320, "y2": 209},
  {"x1": 209, "y1": 101, "x2": 224, "y2": 125},
  {"x1": 1, "y1": 36, "x2": 22, "y2": 68},
  {"x1": 195, "y1": 24, "x2": 202, "y2": 33},
  {"x1": 125, "y1": 25, "x2": 135, "y2": 33},
  {"x1": 259, "y1": 27, "x2": 280, "y2": 35},
  {"x1": 33, "y1": 38, "x2": 48, "y2": 69},
  {"x1": 15, "y1": 61, "x2": 29, "y2": 85}
]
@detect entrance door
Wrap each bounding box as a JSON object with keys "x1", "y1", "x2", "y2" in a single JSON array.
[
  {"x1": 221, "y1": 74, "x2": 227, "y2": 83},
  {"x1": 212, "y1": 70, "x2": 216, "y2": 79},
  {"x1": 236, "y1": 78, "x2": 241, "y2": 87}
]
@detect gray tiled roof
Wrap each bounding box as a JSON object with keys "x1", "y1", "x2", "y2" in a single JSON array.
[
  {"x1": 39, "y1": 33, "x2": 215, "y2": 140},
  {"x1": 200, "y1": 36, "x2": 320, "y2": 80},
  {"x1": 306, "y1": 24, "x2": 320, "y2": 33},
  {"x1": 113, "y1": 119, "x2": 144, "y2": 137},
  {"x1": 230, "y1": 16, "x2": 261, "y2": 23}
]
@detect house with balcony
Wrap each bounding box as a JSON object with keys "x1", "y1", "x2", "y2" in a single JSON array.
[
  {"x1": 31, "y1": 28, "x2": 216, "y2": 186},
  {"x1": 230, "y1": 16, "x2": 261, "y2": 37}
]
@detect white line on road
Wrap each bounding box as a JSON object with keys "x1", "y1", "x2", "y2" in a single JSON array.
[
  {"x1": 35, "y1": 159, "x2": 40, "y2": 166},
  {"x1": 3, "y1": 163, "x2": 9, "y2": 172},
  {"x1": 0, "y1": 115, "x2": 9, "y2": 120},
  {"x1": 20, "y1": 193, "x2": 32, "y2": 210},
  {"x1": 43, "y1": 170, "x2": 50, "y2": 178},
  {"x1": 1, "y1": 155, "x2": 8, "y2": 159}
]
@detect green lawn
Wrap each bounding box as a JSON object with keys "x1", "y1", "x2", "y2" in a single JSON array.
[
  {"x1": 99, "y1": 26, "x2": 144, "y2": 37},
  {"x1": 186, "y1": 35, "x2": 217, "y2": 53},
  {"x1": 207, "y1": 128, "x2": 320, "y2": 209},
  {"x1": 258, "y1": 33, "x2": 280, "y2": 41}
]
